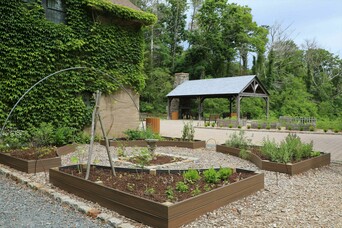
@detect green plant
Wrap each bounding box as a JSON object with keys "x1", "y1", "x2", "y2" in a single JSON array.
[
  {"x1": 117, "y1": 144, "x2": 126, "y2": 157},
  {"x1": 311, "y1": 151, "x2": 321, "y2": 157},
  {"x1": 74, "y1": 131, "x2": 91, "y2": 144},
  {"x1": 175, "y1": 181, "x2": 189, "y2": 192},
  {"x1": 54, "y1": 126, "x2": 76, "y2": 146},
  {"x1": 203, "y1": 168, "x2": 220, "y2": 183},
  {"x1": 228, "y1": 124, "x2": 233, "y2": 128},
  {"x1": 191, "y1": 186, "x2": 201, "y2": 196},
  {"x1": 247, "y1": 125, "x2": 251, "y2": 129},
  {"x1": 224, "y1": 131, "x2": 251, "y2": 149},
  {"x1": 35, "y1": 146, "x2": 56, "y2": 159},
  {"x1": 0, "y1": 129, "x2": 30, "y2": 150},
  {"x1": 124, "y1": 128, "x2": 161, "y2": 140},
  {"x1": 126, "y1": 183, "x2": 135, "y2": 192},
  {"x1": 144, "y1": 186, "x2": 155, "y2": 196},
  {"x1": 278, "y1": 127, "x2": 281, "y2": 130},
  {"x1": 183, "y1": 169, "x2": 201, "y2": 184},
  {"x1": 309, "y1": 125, "x2": 315, "y2": 131},
  {"x1": 257, "y1": 124, "x2": 261, "y2": 129},
  {"x1": 181, "y1": 121, "x2": 195, "y2": 141},
  {"x1": 204, "y1": 184, "x2": 213, "y2": 192},
  {"x1": 211, "y1": 122, "x2": 215, "y2": 127},
  {"x1": 0, "y1": 1, "x2": 155, "y2": 131},
  {"x1": 133, "y1": 148, "x2": 152, "y2": 167},
  {"x1": 266, "y1": 125, "x2": 271, "y2": 130},
  {"x1": 217, "y1": 167, "x2": 233, "y2": 180},
  {"x1": 30, "y1": 122, "x2": 55, "y2": 147},
  {"x1": 165, "y1": 186, "x2": 174, "y2": 201},
  {"x1": 323, "y1": 128, "x2": 328, "y2": 133},
  {"x1": 239, "y1": 148, "x2": 250, "y2": 160},
  {"x1": 260, "y1": 137, "x2": 279, "y2": 162}
]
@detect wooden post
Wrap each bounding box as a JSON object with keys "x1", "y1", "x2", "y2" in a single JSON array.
[
  {"x1": 85, "y1": 91, "x2": 101, "y2": 180},
  {"x1": 198, "y1": 97, "x2": 204, "y2": 120},
  {"x1": 236, "y1": 95, "x2": 241, "y2": 124},
  {"x1": 265, "y1": 97, "x2": 269, "y2": 120}
]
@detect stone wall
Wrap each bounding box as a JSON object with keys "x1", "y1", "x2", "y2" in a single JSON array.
[
  {"x1": 170, "y1": 73, "x2": 189, "y2": 117},
  {"x1": 85, "y1": 88, "x2": 140, "y2": 138}
]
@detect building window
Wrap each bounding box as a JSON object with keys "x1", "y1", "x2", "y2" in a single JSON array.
[{"x1": 43, "y1": 0, "x2": 66, "y2": 24}]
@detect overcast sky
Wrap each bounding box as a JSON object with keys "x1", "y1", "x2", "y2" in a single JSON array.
[{"x1": 230, "y1": 0, "x2": 342, "y2": 57}]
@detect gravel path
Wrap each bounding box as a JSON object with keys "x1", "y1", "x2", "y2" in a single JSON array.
[
  {"x1": 0, "y1": 174, "x2": 111, "y2": 228},
  {"x1": 1, "y1": 144, "x2": 342, "y2": 227}
]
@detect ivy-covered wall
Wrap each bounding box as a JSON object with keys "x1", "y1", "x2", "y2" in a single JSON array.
[{"x1": 0, "y1": 0, "x2": 156, "y2": 130}]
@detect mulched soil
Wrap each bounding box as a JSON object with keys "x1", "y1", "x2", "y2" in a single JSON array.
[
  {"x1": 61, "y1": 166, "x2": 255, "y2": 203},
  {"x1": 2, "y1": 147, "x2": 58, "y2": 160},
  {"x1": 126, "y1": 154, "x2": 184, "y2": 165}
]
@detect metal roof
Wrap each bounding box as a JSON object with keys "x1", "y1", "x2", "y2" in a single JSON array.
[{"x1": 167, "y1": 75, "x2": 258, "y2": 97}]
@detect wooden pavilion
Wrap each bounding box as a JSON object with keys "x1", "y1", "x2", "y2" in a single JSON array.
[{"x1": 166, "y1": 75, "x2": 269, "y2": 122}]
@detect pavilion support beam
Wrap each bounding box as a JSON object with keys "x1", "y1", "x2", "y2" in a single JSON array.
[
  {"x1": 167, "y1": 98, "x2": 172, "y2": 119},
  {"x1": 236, "y1": 95, "x2": 241, "y2": 124},
  {"x1": 198, "y1": 97, "x2": 205, "y2": 120},
  {"x1": 228, "y1": 97, "x2": 234, "y2": 116}
]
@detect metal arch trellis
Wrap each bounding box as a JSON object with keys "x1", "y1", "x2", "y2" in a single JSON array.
[{"x1": 0, "y1": 66, "x2": 142, "y2": 179}]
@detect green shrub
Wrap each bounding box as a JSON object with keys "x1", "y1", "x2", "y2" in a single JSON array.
[
  {"x1": 124, "y1": 128, "x2": 161, "y2": 140},
  {"x1": 30, "y1": 122, "x2": 55, "y2": 147},
  {"x1": 181, "y1": 121, "x2": 195, "y2": 141},
  {"x1": 225, "y1": 131, "x2": 251, "y2": 149},
  {"x1": 183, "y1": 169, "x2": 201, "y2": 183},
  {"x1": 239, "y1": 148, "x2": 250, "y2": 160},
  {"x1": 74, "y1": 131, "x2": 91, "y2": 144},
  {"x1": 261, "y1": 134, "x2": 315, "y2": 163},
  {"x1": 203, "y1": 168, "x2": 220, "y2": 183},
  {"x1": 54, "y1": 127, "x2": 76, "y2": 146}
]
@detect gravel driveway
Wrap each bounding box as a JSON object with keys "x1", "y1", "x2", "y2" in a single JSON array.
[{"x1": 0, "y1": 174, "x2": 110, "y2": 228}]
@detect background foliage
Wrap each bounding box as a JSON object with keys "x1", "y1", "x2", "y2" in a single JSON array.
[
  {"x1": 135, "y1": 0, "x2": 341, "y2": 123},
  {"x1": 0, "y1": 0, "x2": 156, "y2": 130}
]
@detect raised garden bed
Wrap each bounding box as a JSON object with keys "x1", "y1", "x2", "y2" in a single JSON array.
[
  {"x1": 50, "y1": 165, "x2": 264, "y2": 228},
  {"x1": 100, "y1": 138, "x2": 206, "y2": 149},
  {"x1": 0, "y1": 145, "x2": 76, "y2": 173},
  {"x1": 216, "y1": 145, "x2": 331, "y2": 175}
]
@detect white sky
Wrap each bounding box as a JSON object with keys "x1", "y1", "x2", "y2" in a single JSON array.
[{"x1": 230, "y1": 0, "x2": 342, "y2": 57}]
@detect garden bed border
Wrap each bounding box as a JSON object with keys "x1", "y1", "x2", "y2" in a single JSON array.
[
  {"x1": 100, "y1": 138, "x2": 206, "y2": 149},
  {"x1": 216, "y1": 145, "x2": 331, "y2": 175},
  {"x1": 0, "y1": 144, "x2": 76, "y2": 173},
  {"x1": 49, "y1": 165, "x2": 264, "y2": 228}
]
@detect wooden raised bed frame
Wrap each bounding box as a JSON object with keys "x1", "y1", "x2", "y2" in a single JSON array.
[
  {"x1": 50, "y1": 165, "x2": 264, "y2": 228},
  {"x1": 216, "y1": 145, "x2": 331, "y2": 175},
  {"x1": 100, "y1": 138, "x2": 206, "y2": 149},
  {"x1": 0, "y1": 144, "x2": 76, "y2": 173}
]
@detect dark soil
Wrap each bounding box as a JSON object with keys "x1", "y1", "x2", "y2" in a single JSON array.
[
  {"x1": 126, "y1": 154, "x2": 184, "y2": 166},
  {"x1": 61, "y1": 166, "x2": 255, "y2": 203},
  {"x1": 3, "y1": 147, "x2": 58, "y2": 160}
]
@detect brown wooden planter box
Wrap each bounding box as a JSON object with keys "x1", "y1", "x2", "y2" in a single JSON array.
[
  {"x1": 0, "y1": 145, "x2": 76, "y2": 173},
  {"x1": 0, "y1": 152, "x2": 61, "y2": 173},
  {"x1": 50, "y1": 165, "x2": 264, "y2": 228},
  {"x1": 101, "y1": 138, "x2": 206, "y2": 149},
  {"x1": 216, "y1": 145, "x2": 331, "y2": 175}
]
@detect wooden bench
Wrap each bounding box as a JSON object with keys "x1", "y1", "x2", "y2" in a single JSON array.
[{"x1": 204, "y1": 114, "x2": 220, "y2": 125}]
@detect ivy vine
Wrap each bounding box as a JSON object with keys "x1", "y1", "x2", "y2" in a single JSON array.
[{"x1": 0, "y1": 0, "x2": 156, "y2": 130}]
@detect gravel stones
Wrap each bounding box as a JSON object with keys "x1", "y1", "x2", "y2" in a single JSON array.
[{"x1": 1, "y1": 143, "x2": 342, "y2": 227}]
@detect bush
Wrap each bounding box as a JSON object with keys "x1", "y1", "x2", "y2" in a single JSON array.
[
  {"x1": 30, "y1": 122, "x2": 55, "y2": 147},
  {"x1": 124, "y1": 128, "x2": 161, "y2": 140},
  {"x1": 0, "y1": 129, "x2": 30, "y2": 150},
  {"x1": 181, "y1": 121, "x2": 195, "y2": 141},
  {"x1": 54, "y1": 127, "x2": 76, "y2": 146},
  {"x1": 225, "y1": 131, "x2": 251, "y2": 149},
  {"x1": 260, "y1": 134, "x2": 314, "y2": 163}
]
